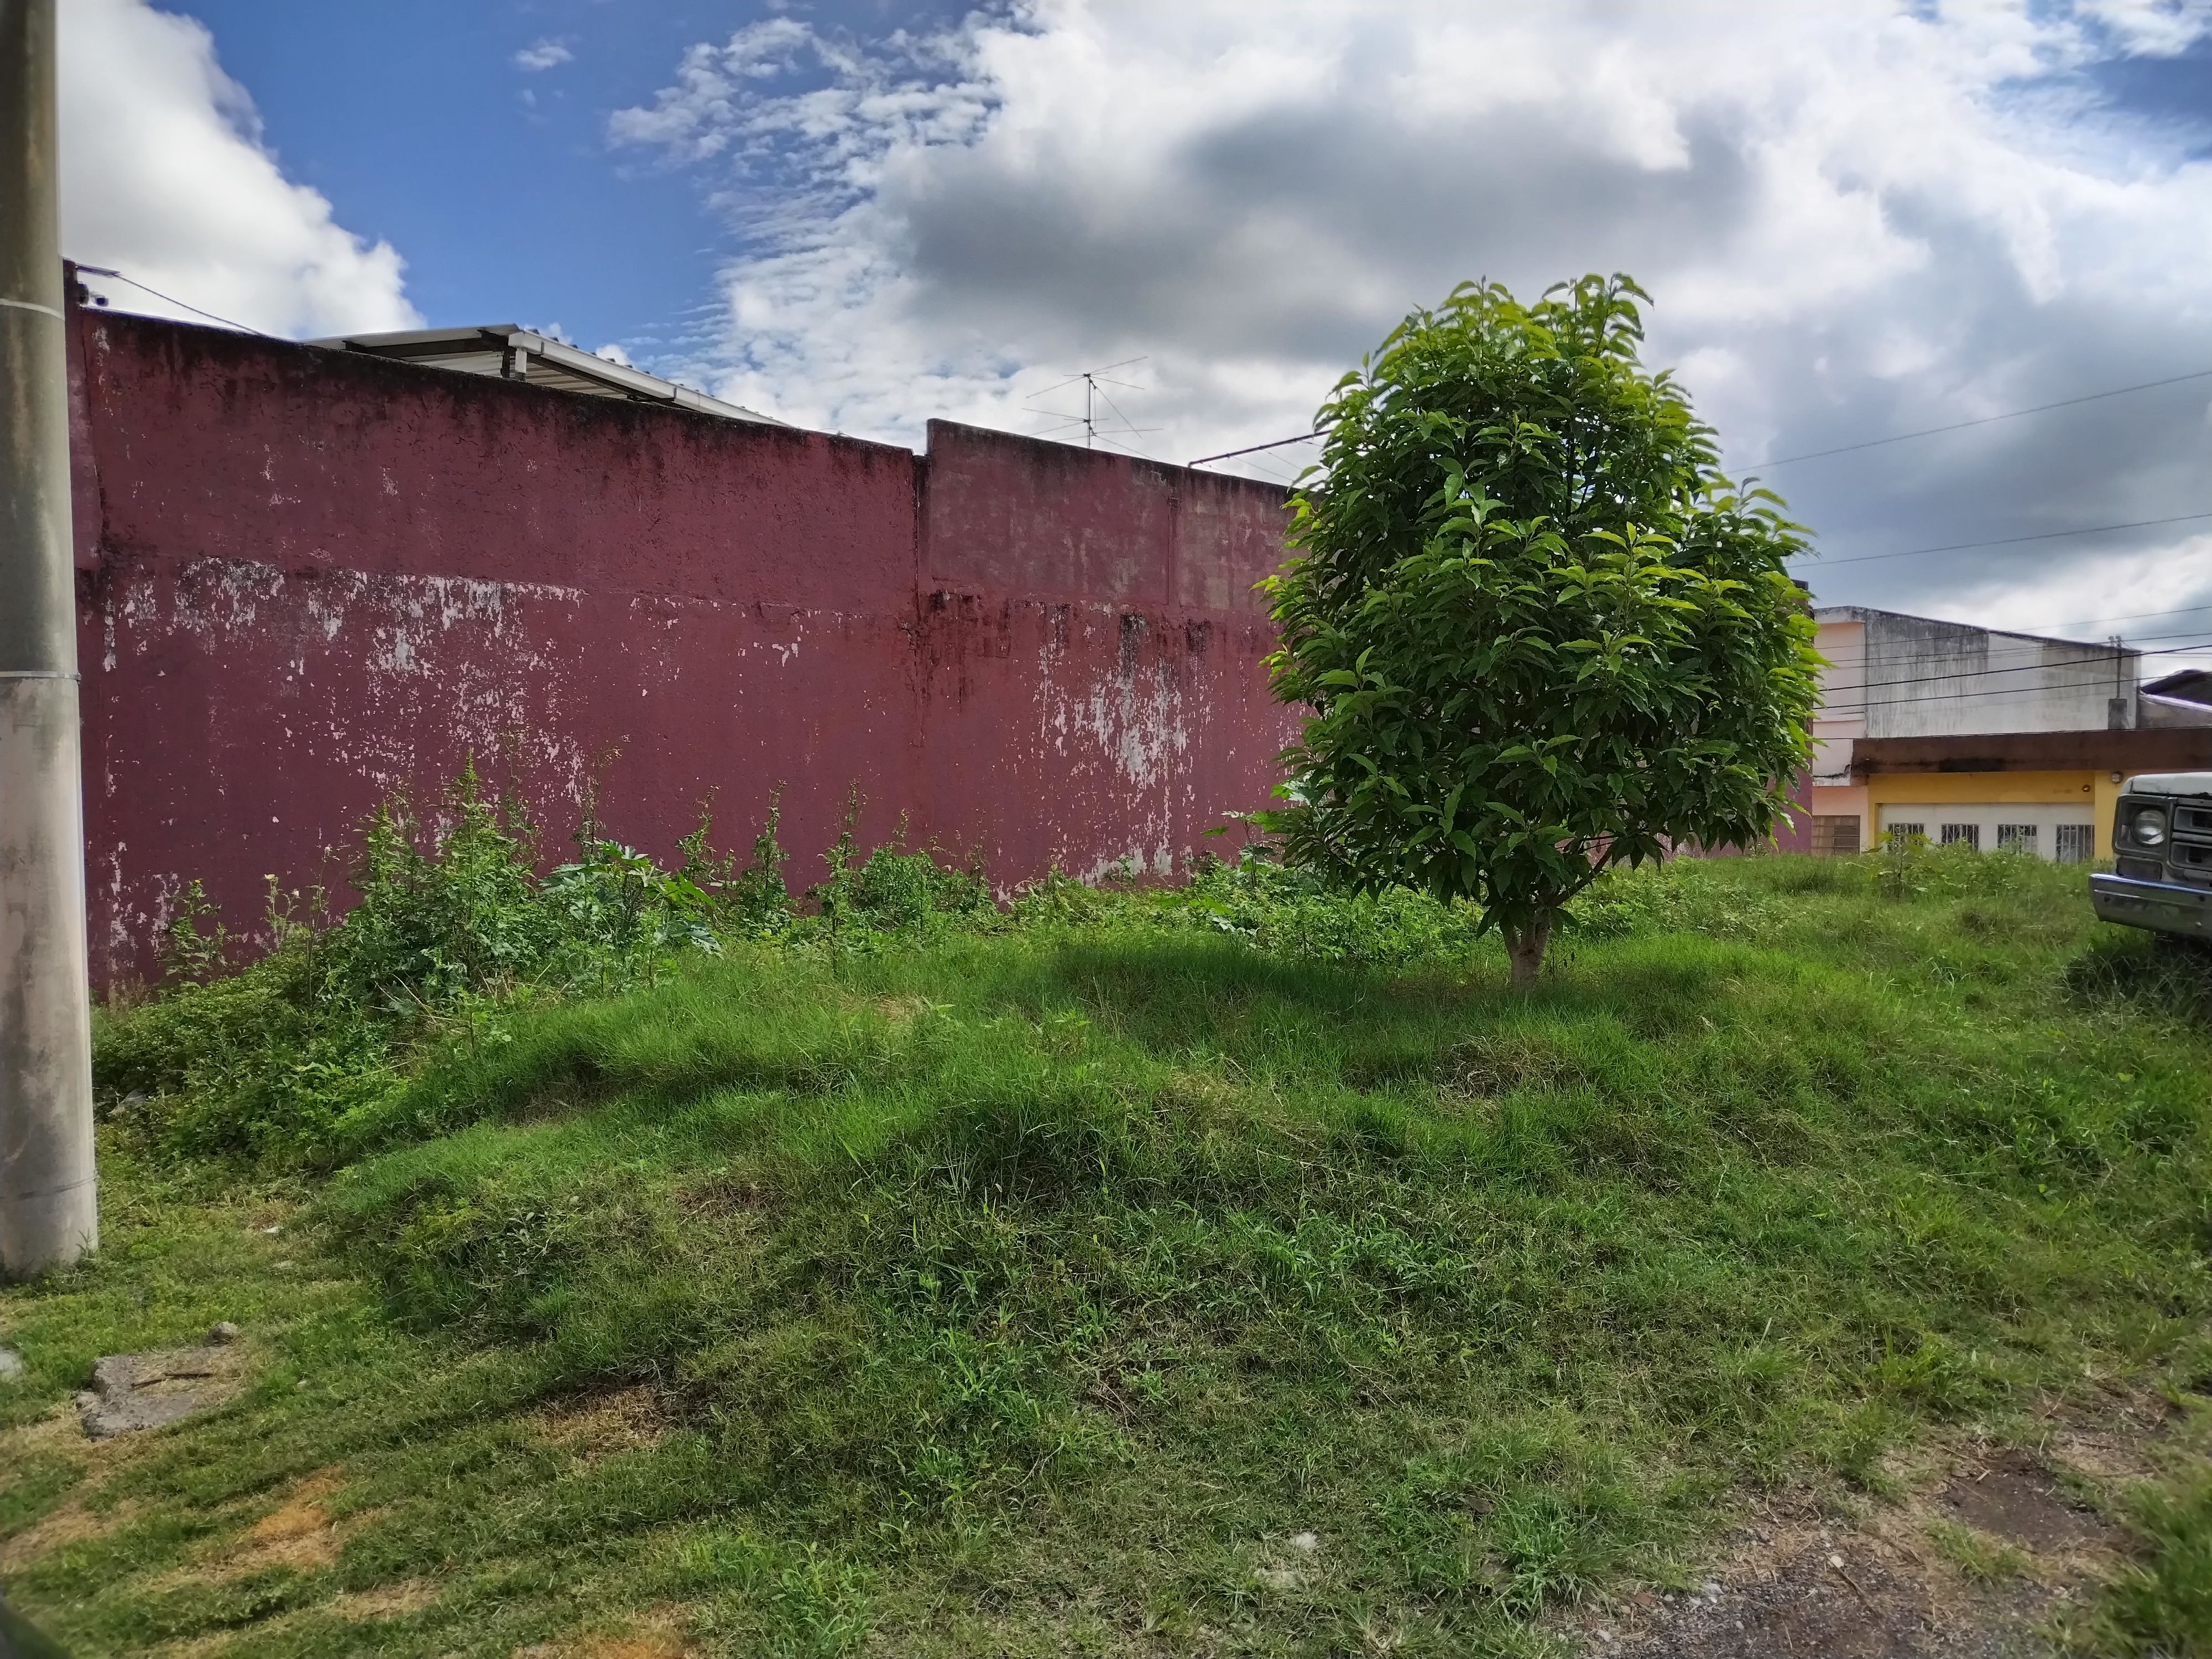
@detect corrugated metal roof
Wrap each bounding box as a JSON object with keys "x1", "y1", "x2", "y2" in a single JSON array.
[{"x1": 306, "y1": 325, "x2": 787, "y2": 427}]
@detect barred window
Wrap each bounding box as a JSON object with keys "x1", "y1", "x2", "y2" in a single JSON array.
[
  {"x1": 1885, "y1": 822, "x2": 1926, "y2": 847},
  {"x1": 2054, "y1": 823, "x2": 2094, "y2": 864},
  {"x1": 1812, "y1": 815, "x2": 1861, "y2": 856},
  {"x1": 1996, "y1": 823, "x2": 2038, "y2": 853},
  {"x1": 1940, "y1": 823, "x2": 1980, "y2": 850}
]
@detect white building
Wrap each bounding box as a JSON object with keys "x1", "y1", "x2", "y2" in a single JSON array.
[{"x1": 1809, "y1": 607, "x2": 2210, "y2": 860}]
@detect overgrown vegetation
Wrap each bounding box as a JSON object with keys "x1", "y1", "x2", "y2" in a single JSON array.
[{"x1": 5, "y1": 783, "x2": 2212, "y2": 1658}]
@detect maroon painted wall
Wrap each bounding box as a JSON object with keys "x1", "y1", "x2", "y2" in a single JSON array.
[
  {"x1": 915, "y1": 425, "x2": 1295, "y2": 881},
  {"x1": 67, "y1": 307, "x2": 1299, "y2": 984}
]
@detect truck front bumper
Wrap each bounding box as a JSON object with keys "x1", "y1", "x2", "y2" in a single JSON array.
[{"x1": 2090, "y1": 873, "x2": 2212, "y2": 940}]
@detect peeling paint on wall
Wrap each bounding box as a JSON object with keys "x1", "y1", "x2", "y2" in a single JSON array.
[{"x1": 70, "y1": 309, "x2": 1297, "y2": 985}]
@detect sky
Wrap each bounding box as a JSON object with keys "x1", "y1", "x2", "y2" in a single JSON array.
[{"x1": 56, "y1": 0, "x2": 2212, "y2": 668}]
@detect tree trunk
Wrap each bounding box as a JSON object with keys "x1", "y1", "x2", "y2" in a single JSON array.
[{"x1": 1505, "y1": 914, "x2": 1553, "y2": 988}]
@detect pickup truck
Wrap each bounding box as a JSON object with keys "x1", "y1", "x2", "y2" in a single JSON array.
[{"x1": 2090, "y1": 772, "x2": 2212, "y2": 940}]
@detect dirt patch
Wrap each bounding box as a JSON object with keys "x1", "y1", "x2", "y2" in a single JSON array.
[
  {"x1": 149, "y1": 1626, "x2": 270, "y2": 1659},
  {"x1": 1162, "y1": 1066, "x2": 1239, "y2": 1113},
  {"x1": 3, "y1": 1404, "x2": 96, "y2": 1459},
  {"x1": 1934, "y1": 1451, "x2": 2118, "y2": 1556},
  {"x1": 2039, "y1": 1389, "x2": 2172, "y2": 1488},
  {"x1": 240, "y1": 1199, "x2": 300, "y2": 1236},
  {"x1": 534, "y1": 1385, "x2": 669, "y2": 1462},
  {"x1": 567, "y1": 1637, "x2": 696, "y2": 1659},
  {"x1": 1583, "y1": 1506, "x2": 2073, "y2": 1658},
  {"x1": 333, "y1": 1579, "x2": 439, "y2": 1620},
  {"x1": 1573, "y1": 1426, "x2": 2143, "y2": 1659},
  {"x1": 0, "y1": 1400, "x2": 170, "y2": 1573},
  {"x1": 0, "y1": 1490, "x2": 143, "y2": 1574},
  {"x1": 223, "y1": 1467, "x2": 348, "y2": 1574},
  {"x1": 515, "y1": 1606, "x2": 701, "y2": 1658},
  {"x1": 674, "y1": 1172, "x2": 771, "y2": 1219}
]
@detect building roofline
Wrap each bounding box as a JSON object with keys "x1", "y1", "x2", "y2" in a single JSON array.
[
  {"x1": 2143, "y1": 667, "x2": 2212, "y2": 709},
  {"x1": 307, "y1": 325, "x2": 789, "y2": 428},
  {"x1": 1812, "y1": 604, "x2": 2138, "y2": 658}
]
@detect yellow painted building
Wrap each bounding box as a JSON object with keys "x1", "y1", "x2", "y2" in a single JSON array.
[
  {"x1": 1815, "y1": 768, "x2": 2119, "y2": 859},
  {"x1": 1807, "y1": 608, "x2": 2211, "y2": 860}
]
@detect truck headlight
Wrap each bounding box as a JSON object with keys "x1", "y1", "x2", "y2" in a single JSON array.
[{"x1": 2132, "y1": 806, "x2": 2168, "y2": 847}]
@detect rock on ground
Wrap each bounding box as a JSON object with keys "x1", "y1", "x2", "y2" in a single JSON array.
[{"x1": 76, "y1": 1345, "x2": 246, "y2": 1439}]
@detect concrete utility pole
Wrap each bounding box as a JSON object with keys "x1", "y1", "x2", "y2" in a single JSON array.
[{"x1": 0, "y1": 0, "x2": 97, "y2": 1277}]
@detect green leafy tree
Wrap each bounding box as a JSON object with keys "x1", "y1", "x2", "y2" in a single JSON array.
[{"x1": 1262, "y1": 275, "x2": 1821, "y2": 985}]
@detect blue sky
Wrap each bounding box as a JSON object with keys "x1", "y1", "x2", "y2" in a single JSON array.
[
  {"x1": 166, "y1": 1, "x2": 945, "y2": 351},
  {"x1": 56, "y1": 1, "x2": 2212, "y2": 652}
]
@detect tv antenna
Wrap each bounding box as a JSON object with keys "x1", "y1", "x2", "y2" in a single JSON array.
[{"x1": 1026, "y1": 357, "x2": 1157, "y2": 455}]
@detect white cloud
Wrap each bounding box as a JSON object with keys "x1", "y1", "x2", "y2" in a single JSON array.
[
  {"x1": 1954, "y1": 535, "x2": 2212, "y2": 669},
  {"x1": 60, "y1": 0, "x2": 418, "y2": 338},
  {"x1": 514, "y1": 38, "x2": 573, "y2": 72},
  {"x1": 2077, "y1": 0, "x2": 2212, "y2": 56},
  {"x1": 615, "y1": 0, "x2": 2212, "y2": 641}
]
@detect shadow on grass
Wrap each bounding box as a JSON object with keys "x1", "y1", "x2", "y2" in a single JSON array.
[
  {"x1": 2067, "y1": 931, "x2": 2212, "y2": 1025},
  {"x1": 1003, "y1": 932, "x2": 1744, "y2": 1063}
]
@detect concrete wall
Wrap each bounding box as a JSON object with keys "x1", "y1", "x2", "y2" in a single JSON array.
[
  {"x1": 915, "y1": 425, "x2": 1293, "y2": 881},
  {"x1": 1810, "y1": 618, "x2": 1866, "y2": 789},
  {"x1": 69, "y1": 308, "x2": 1297, "y2": 985},
  {"x1": 1816, "y1": 607, "x2": 2136, "y2": 744}
]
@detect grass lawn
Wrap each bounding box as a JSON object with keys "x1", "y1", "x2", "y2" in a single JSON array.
[{"x1": 5, "y1": 848, "x2": 2212, "y2": 1657}]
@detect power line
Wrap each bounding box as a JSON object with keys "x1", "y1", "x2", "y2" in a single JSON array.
[
  {"x1": 1196, "y1": 358, "x2": 2212, "y2": 481},
  {"x1": 1816, "y1": 650, "x2": 2212, "y2": 718},
  {"x1": 72, "y1": 264, "x2": 273, "y2": 338},
  {"x1": 1979, "y1": 601, "x2": 2212, "y2": 634},
  {"x1": 1745, "y1": 366, "x2": 2212, "y2": 469},
  {"x1": 1827, "y1": 637, "x2": 2211, "y2": 700},
  {"x1": 2098, "y1": 625, "x2": 2212, "y2": 647},
  {"x1": 1821, "y1": 675, "x2": 2153, "y2": 718},
  {"x1": 1793, "y1": 510, "x2": 2212, "y2": 568}
]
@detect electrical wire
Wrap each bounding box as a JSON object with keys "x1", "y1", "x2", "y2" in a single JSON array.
[
  {"x1": 2086, "y1": 625, "x2": 2212, "y2": 647},
  {"x1": 1963, "y1": 600, "x2": 2212, "y2": 634},
  {"x1": 1201, "y1": 361, "x2": 2212, "y2": 474},
  {"x1": 1816, "y1": 656, "x2": 2211, "y2": 718},
  {"x1": 72, "y1": 265, "x2": 273, "y2": 338},
  {"x1": 1790, "y1": 511, "x2": 2212, "y2": 568},
  {"x1": 1743, "y1": 366, "x2": 2212, "y2": 469},
  {"x1": 1822, "y1": 637, "x2": 2211, "y2": 700}
]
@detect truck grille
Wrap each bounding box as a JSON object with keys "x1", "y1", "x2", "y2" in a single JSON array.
[{"x1": 2169, "y1": 842, "x2": 2212, "y2": 886}]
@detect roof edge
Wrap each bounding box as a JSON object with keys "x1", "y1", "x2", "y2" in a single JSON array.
[{"x1": 307, "y1": 326, "x2": 791, "y2": 429}]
